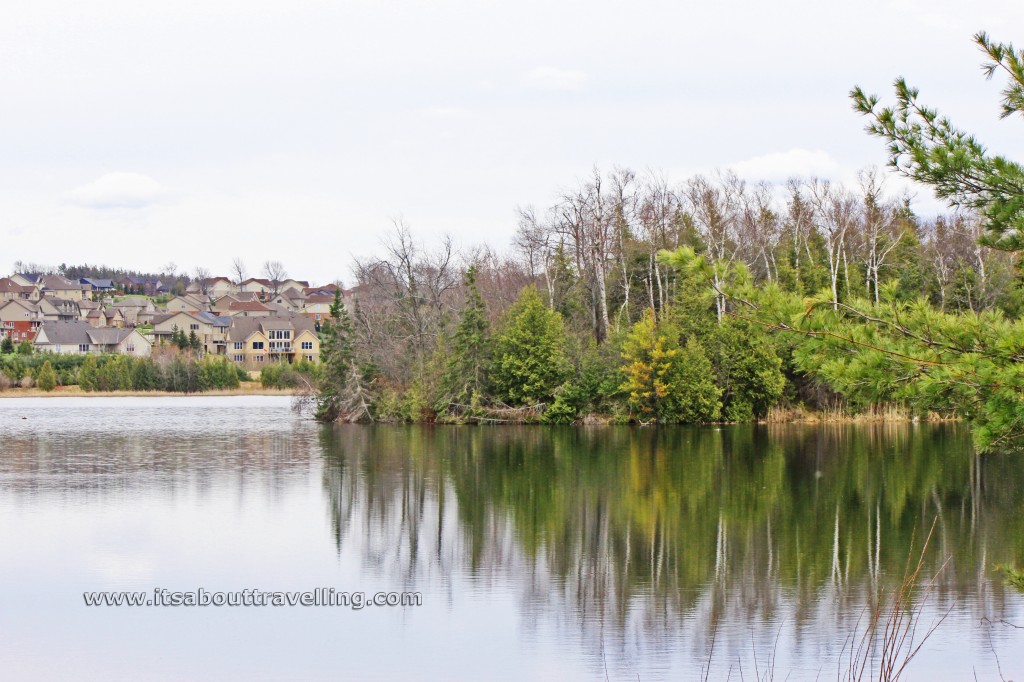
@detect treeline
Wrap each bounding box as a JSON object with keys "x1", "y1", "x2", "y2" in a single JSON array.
[
  {"x1": 313, "y1": 167, "x2": 1021, "y2": 435},
  {"x1": 0, "y1": 351, "x2": 246, "y2": 393}
]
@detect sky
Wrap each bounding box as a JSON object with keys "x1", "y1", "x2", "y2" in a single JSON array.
[{"x1": 1, "y1": 0, "x2": 1022, "y2": 285}]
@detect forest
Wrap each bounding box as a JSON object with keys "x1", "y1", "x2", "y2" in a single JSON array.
[
  {"x1": 309, "y1": 168, "x2": 1013, "y2": 443},
  {"x1": 308, "y1": 32, "x2": 1024, "y2": 452}
]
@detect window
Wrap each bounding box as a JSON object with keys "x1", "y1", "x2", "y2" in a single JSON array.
[
  {"x1": 190, "y1": 323, "x2": 199, "y2": 330},
  {"x1": 255, "y1": 355, "x2": 264, "y2": 363},
  {"x1": 301, "y1": 341, "x2": 313, "y2": 350},
  {"x1": 305, "y1": 354, "x2": 314, "y2": 362},
  {"x1": 233, "y1": 354, "x2": 244, "y2": 362},
  {"x1": 252, "y1": 341, "x2": 264, "y2": 350},
  {"x1": 233, "y1": 342, "x2": 243, "y2": 350},
  {"x1": 79, "y1": 344, "x2": 90, "y2": 352},
  {"x1": 126, "y1": 344, "x2": 135, "y2": 353}
]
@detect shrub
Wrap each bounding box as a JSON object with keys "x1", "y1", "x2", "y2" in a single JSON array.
[{"x1": 37, "y1": 361, "x2": 57, "y2": 392}]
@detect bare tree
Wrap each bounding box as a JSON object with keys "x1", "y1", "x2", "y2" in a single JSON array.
[
  {"x1": 232, "y1": 257, "x2": 247, "y2": 285},
  {"x1": 808, "y1": 179, "x2": 859, "y2": 309},
  {"x1": 262, "y1": 261, "x2": 288, "y2": 297},
  {"x1": 192, "y1": 266, "x2": 211, "y2": 295},
  {"x1": 858, "y1": 168, "x2": 906, "y2": 304},
  {"x1": 685, "y1": 172, "x2": 743, "y2": 321}
]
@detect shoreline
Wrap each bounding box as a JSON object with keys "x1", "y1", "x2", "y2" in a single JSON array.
[{"x1": 0, "y1": 382, "x2": 295, "y2": 398}]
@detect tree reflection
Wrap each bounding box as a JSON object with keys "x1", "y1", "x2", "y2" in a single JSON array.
[{"x1": 319, "y1": 423, "x2": 1024, "y2": 649}]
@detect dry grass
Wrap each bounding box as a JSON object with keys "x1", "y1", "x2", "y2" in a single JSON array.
[
  {"x1": 840, "y1": 519, "x2": 952, "y2": 682},
  {"x1": 763, "y1": 403, "x2": 958, "y2": 425}
]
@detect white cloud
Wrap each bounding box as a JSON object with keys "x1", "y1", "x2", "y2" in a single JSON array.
[
  {"x1": 520, "y1": 66, "x2": 588, "y2": 92},
  {"x1": 727, "y1": 149, "x2": 845, "y2": 182},
  {"x1": 67, "y1": 172, "x2": 173, "y2": 209}
]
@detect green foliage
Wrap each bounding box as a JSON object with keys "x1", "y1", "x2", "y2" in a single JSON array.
[
  {"x1": 0, "y1": 336, "x2": 13, "y2": 354},
  {"x1": 852, "y1": 33, "x2": 1024, "y2": 251},
  {"x1": 491, "y1": 286, "x2": 569, "y2": 406},
  {"x1": 17, "y1": 340, "x2": 32, "y2": 355},
  {"x1": 36, "y1": 360, "x2": 57, "y2": 391},
  {"x1": 715, "y1": 321, "x2": 786, "y2": 421},
  {"x1": 260, "y1": 360, "x2": 320, "y2": 389},
  {"x1": 78, "y1": 355, "x2": 99, "y2": 392},
  {"x1": 316, "y1": 290, "x2": 372, "y2": 422},
  {"x1": 440, "y1": 265, "x2": 491, "y2": 410}
]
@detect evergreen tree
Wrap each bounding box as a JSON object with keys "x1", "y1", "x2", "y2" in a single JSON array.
[
  {"x1": 674, "y1": 337, "x2": 722, "y2": 423},
  {"x1": 491, "y1": 286, "x2": 569, "y2": 406},
  {"x1": 36, "y1": 360, "x2": 57, "y2": 392},
  {"x1": 78, "y1": 355, "x2": 99, "y2": 392},
  {"x1": 188, "y1": 330, "x2": 202, "y2": 352},
  {"x1": 0, "y1": 336, "x2": 13, "y2": 354},
  {"x1": 440, "y1": 265, "x2": 491, "y2": 409},
  {"x1": 619, "y1": 309, "x2": 682, "y2": 421},
  {"x1": 315, "y1": 290, "x2": 372, "y2": 422},
  {"x1": 852, "y1": 33, "x2": 1024, "y2": 251},
  {"x1": 17, "y1": 340, "x2": 32, "y2": 355}
]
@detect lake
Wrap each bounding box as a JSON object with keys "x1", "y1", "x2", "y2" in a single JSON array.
[{"x1": 0, "y1": 396, "x2": 1021, "y2": 680}]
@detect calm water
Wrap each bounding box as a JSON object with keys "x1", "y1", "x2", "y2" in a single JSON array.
[{"x1": 1, "y1": 397, "x2": 1022, "y2": 681}]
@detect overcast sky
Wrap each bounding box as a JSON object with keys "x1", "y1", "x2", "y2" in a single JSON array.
[{"x1": 1, "y1": 0, "x2": 1022, "y2": 284}]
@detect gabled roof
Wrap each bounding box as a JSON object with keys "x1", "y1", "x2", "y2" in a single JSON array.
[
  {"x1": 0, "y1": 278, "x2": 36, "y2": 294},
  {"x1": 15, "y1": 273, "x2": 43, "y2": 284},
  {"x1": 227, "y1": 313, "x2": 316, "y2": 342},
  {"x1": 278, "y1": 286, "x2": 307, "y2": 301},
  {"x1": 241, "y1": 277, "x2": 272, "y2": 287},
  {"x1": 86, "y1": 327, "x2": 141, "y2": 346},
  {"x1": 0, "y1": 298, "x2": 38, "y2": 313},
  {"x1": 228, "y1": 300, "x2": 272, "y2": 312},
  {"x1": 40, "y1": 274, "x2": 81, "y2": 291},
  {"x1": 35, "y1": 321, "x2": 93, "y2": 345},
  {"x1": 80, "y1": 278, "x2": 114, "y2": 289}
]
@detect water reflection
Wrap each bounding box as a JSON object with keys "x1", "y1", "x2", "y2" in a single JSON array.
[
  {"x1": 1, "y1": 399, "x2": 1022, "y2": 680},
  {"x1": 318, "y1": 423, "x2": 1024, "y2": 678}
]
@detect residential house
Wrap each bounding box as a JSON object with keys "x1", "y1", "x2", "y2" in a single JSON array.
[
  {"x1": 167, "y1": 294, "x2": 212, "y2": 314},
  {"x1": 111, "y1": 297, "x2": 157, "y2": 325},
  {"x1": 279, "y1": 279, "x2": 310, "y2": 292},
  {"x1": 225, "y1": 300, "x2": 273, "y2": 317},
  {"x1": 79, "y1": 278, "x2": 115, "y2": 296},
  {"x1": 239, "y1": 278, "x2": 272, "y2": 296},
  {"x1": 10, "y1": 273, "x2": 43, "y2": 288},
  {"x1": 227, "y1": 314, "x2": 320, "y2": 369},
  {"x1": 150, "y1": 311, "x2": 231, "y2": 355},
  {"x1": 41, "y1": 296, "x2": 79, "y2": 321},
  {"x1": 0, "y1": 299, "x2": 43, "y2": 342},
  {"x1": 85, "y1": 307, "x2": 126, "y2": 329},
  {"x1": 303, "y1": 293, "x2": 335, "y2": 324},
  {"x1": 270, "y1": 287, "x2": 307, "y2": 313},
  {"x1": 120, "y1": 276, "x2": 167, "y2": 296},
  {"x1": 186, "y1": 277, "x2": 236, "y2": 298},
  {"x1": 33, "y1": 321, "x2": 151, "y2": 356},
  {"x1": 0, "y1": 278, "x2": 40, "y2": 301},
  {"x1": 40, "y1": 275, "x2": 86, "y2": 301}
]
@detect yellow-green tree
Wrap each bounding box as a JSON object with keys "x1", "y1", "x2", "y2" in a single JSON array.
[
  {"x1": 620, "y1": 309, "x2": 679, "y2": 421},
  {"x1": 36, "y1": 360, "x2": 57, "y2": 392}
]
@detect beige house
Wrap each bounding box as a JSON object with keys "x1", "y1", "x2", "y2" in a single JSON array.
[
  {"x1": 0, "y1": 278, "x2": 39, "y2": 301},
  {"x1": 270, "y1": 287, "x2": 307, "y2": 313},
  {"x1": 227, "y1": 315, "x2": 320, "y2": 369},
  {"x1": 303, "y1": 293, "x2": 335, "y2": 323},
  {"x1": 34, "y1": 321, "x2": 151, "y2": 356},
  {"x1": 239, "y1": 278, "x2": 272, "y2": 295},
  {"x1": 40, "y1": 275, "x2": 86, "y2": 301},
  {"x1": 186, "y1": 277, "x2": 236, "y2": 298},
  {"x1": 167, "y1": 294, "x2": 212, "y2": 314},
  {"x1": 150, "y1": 311, "x2": 231, "y2": 355},
  {"x1": 111, "y1": 297, "x2": 156, "y2": 325}
]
